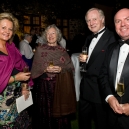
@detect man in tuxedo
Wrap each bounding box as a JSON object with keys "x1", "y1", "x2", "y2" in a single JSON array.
[
  {"x1": 78, "y1": 8, "x2": 116, "y2": 129},
  {"x1": 99, "y1": 8, "x2": 129, "y2": 129}
]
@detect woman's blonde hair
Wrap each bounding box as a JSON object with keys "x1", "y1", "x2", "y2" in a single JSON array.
[{"x1": 0, "y1": 12, "x2": 19, "y2": 43}]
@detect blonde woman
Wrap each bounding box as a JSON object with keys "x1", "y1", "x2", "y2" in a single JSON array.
[{"x1": 0, "y1": 12, "x2": 31, "y2": 128}]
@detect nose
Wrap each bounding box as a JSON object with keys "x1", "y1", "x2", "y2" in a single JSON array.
[
  {"x1": 49, "y1": 33, "x2": 53, "y2": 36},
  {"x1": 6, "y1": 29, "x2": 11, "y2": 33},
  {"x1": 121, "y1": 20, "x2": 125, "y2": 26},
  {"x1": 89, "y1": 20, "x2": 94, "y2": 26}
]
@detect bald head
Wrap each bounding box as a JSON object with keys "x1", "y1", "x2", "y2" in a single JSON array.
[
  {"x1": 114, "y1": 8, "x2": 129, "y2": 22},
  {"x1": 114, "y1": 8, "x2": 129, "y2": 40}
]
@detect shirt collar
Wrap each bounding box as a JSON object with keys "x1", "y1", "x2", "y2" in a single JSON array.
[{"x1": 24, "y1": 39, "x2": 29, "y2": 44}]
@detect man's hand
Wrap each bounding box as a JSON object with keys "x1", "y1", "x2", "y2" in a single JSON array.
[
  {"x1": 108, "y1": 96, "x2": 123, "y2": 114},
  {"x1": 121, "y1": 103, "x2": 129, "y2": 116}
]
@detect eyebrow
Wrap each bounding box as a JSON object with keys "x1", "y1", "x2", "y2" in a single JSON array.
[{"x1": 115, "y1": 16, "x2": 129, "y2": 21}]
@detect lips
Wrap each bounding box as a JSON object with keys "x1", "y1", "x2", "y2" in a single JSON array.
[{"x1": 120, "y1": 27, "x2": 128, "y2": 32}]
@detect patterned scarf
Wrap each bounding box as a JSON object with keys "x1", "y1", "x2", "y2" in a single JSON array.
[{"x1": 31, "y1": 44, "x2": 74, "y2": 79}]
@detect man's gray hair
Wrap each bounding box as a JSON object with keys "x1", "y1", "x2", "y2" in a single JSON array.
[
  {"x1": 85, "y1": 8, "x2": 105, "y2": 25},
  {"x1": 24, "y1": 33, "x2": 32, "y2": 39}
]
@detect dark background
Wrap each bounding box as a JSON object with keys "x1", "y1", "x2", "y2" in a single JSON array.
[{"x1": 0, "y1": 0, "x2": 128, "y2": 18}]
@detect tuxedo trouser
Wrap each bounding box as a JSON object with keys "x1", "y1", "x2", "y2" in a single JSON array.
[
  {"x1": 78, "y1": 98, "x2": 108, "y2": 129},
  {"x1": 107, "y1": 106, "x2": 129, "y2": 129}
]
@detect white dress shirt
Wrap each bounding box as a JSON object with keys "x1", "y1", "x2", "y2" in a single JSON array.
[
  {"x1": 106, "y1": 43, "x2": 129, "y2": 102},
  {"x1": 115, "y1": 44, "x2": 129, "y2": 89},
  {"x1": 19, "y1": 39, "x2": 34, "y2": 59},
  {"x1": 87, "y1": 27, "x2": 105, "y2": 63}
]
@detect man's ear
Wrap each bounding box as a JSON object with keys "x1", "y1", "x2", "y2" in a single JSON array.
[{"x1": 102, "y1": 17, "x2": 105, "y2": 25}]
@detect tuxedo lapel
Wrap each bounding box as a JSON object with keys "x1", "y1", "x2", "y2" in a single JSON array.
[
  {"x1": 85, "y1": 35, "x2": 93, "y2": 55},
  {"x1": 120, "y1": 54, "x2": 129, "y2": 89},
  {"x1": 87, "y1": 30, "x2": 108, "y2": 68},
  {"x1": 85, "y1": 35, "x2": 92, "y2": 47},
  {"x1": 109, "y1": 44, "x2": 120, "y2": 87}
]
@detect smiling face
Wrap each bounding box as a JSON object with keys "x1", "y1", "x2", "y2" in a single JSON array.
[
  {"x1": 0, "y1": 19, "x2": 13, "y2": 42},
  {"x1": 85, "y1": 9, "x2": 104, "y2": 34},
  {"x1": 114, "y1": 8, "x2": 129, "y2": 40},
  {"x1": 46, "y1": 27, "x2": 57, "y2": 46}
]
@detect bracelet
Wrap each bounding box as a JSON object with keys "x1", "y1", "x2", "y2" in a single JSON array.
[{"x1": 12, "y1": 75, "x2": 16, "y2": 82}]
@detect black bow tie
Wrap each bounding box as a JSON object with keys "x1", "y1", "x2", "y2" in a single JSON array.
[
  {"x1": 92, "y1": 27, "x2": 106, "y2": 38},
  {"x1": 119, "y1": 39, "x2": 129, "y2": 46}
]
